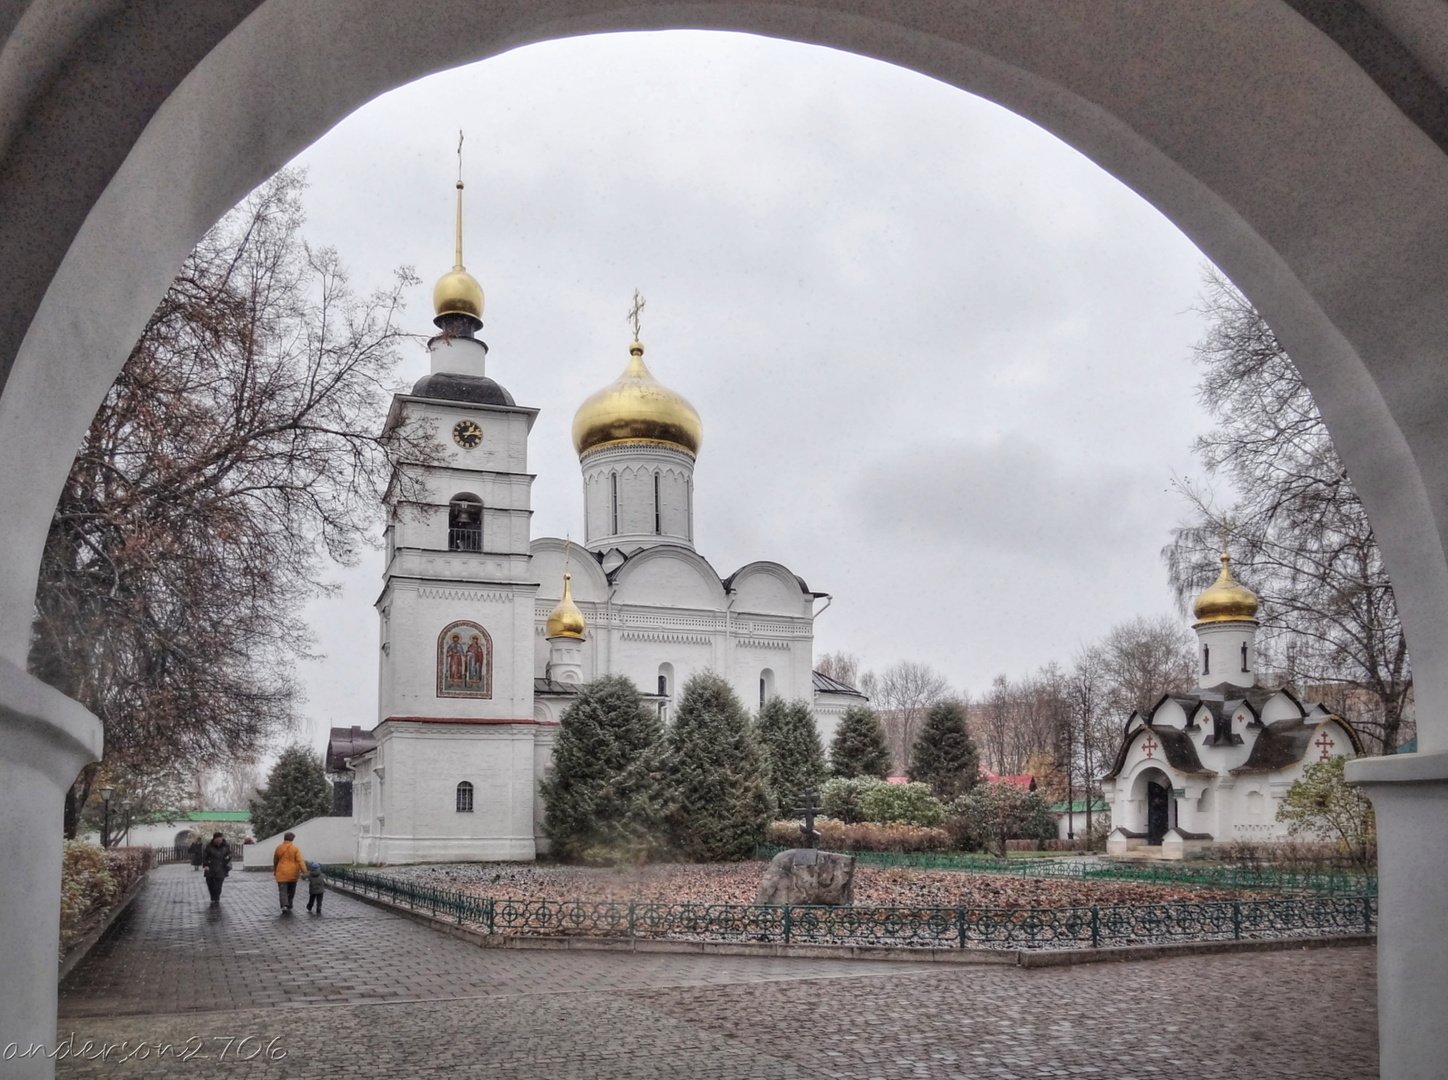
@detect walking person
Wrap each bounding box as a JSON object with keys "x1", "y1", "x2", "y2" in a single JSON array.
[
  {"x1": 188, "y1": 834, "x2": 204, "y2": 872},
  {"x1": 273, "y1": 831, "x2": 305, "y2": 915},
  {"x1": 303, "y1": 861, "x2": 326, "y2": 915},
  {"x1": 200, "y1": 832, "x2": 232, "y2": 906}
]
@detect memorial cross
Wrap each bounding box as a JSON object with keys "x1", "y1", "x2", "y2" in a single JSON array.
[{"x1": 795, "y1": 789, "x2": 821, "y2": 849}]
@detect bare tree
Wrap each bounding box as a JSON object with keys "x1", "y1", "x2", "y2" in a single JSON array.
[
  {"x1": 815, "y1": 651, "x2": 863, "y2": 689},
  {"x1": 1163, "y1": 270, "x2": 1410, "y2": 752},
  {"x1": 29, "y1": 169, "x2": 430, "y2": 835},
  {"x1": 1099, "y1": 615, "x2": 1196, "y2": 717},
  {"x1": 870, "y1": 660, "x2": 951, "y2": 771}
]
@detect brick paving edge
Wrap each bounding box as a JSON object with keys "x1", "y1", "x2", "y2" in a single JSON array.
[{"x1": 328, "y1": 880, "x2": 1374, "y2": 968}]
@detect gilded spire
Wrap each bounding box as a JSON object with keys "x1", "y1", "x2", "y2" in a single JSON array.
[
  {"x1": 546, "y1": 572, "x2": 587, "y2": 639},
  {"x1": 432, "y1": 130, "x2": 485, "y2": 330}
]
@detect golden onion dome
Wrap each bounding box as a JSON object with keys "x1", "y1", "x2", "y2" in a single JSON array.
[
  {"x1": 571, "y1": 341, "x2": 702, "y2": 457},
  {"x1": 545, "y1": 573, "x2": 587, "y2": 639},
  {"x1": 433, "y1": 267, "x2": 485, "y2": 326},
  {"x1": 433, "y1": 174, "x2": 484, "y2": 328},
  {"x1": 1193, "y1": 551, "x2": 1260, "y2": 624}
]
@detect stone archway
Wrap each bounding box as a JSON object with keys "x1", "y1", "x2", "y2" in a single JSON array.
[{"x1": 5, "y1": 5, "x2": 1448, "y2": 1077}]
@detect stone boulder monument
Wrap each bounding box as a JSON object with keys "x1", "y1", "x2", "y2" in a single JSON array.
[{"x1": 755, "y1": 848, "x2": 856, "y2": 906}]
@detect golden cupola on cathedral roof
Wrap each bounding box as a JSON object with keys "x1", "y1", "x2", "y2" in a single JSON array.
[
  {"x1": 1193, "y1": 549, "x2": 1260, "y2": 624},
  {"x1": 571, "y1": 340, "x2": 703, "y2": 458},
  {"x1": 545, "y1": 573, "x2": 587, "y2": 639}
]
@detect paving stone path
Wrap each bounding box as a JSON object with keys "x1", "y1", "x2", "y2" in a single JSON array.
[{"x1": 49, "y1": 863, "x2": 1379, "y2": 1078}]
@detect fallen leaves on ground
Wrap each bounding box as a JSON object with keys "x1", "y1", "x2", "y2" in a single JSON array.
[{"x1": 383, "y1": 861, "x2": 1261, "y2": 908}]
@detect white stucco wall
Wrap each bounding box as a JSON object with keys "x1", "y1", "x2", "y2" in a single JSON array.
[{"x1": 242, "y1": 816, "x2": 356, "y2": 869}]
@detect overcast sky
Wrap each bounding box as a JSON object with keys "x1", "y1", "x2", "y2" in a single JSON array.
[{"x1": 282, "y1": 30, "x2": 1219, "y2": 752}]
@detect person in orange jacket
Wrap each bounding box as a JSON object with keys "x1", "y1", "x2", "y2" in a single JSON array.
[{"x1": 273, "y1": 831, "x2": 306, "y2": 915}]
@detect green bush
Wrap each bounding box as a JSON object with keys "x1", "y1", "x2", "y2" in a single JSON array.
[
  {"x1": 59, "y1": 842, "x2": 152, "y2": 955},
  {"x1": 859, "y1": 781, "x2": 946, "y2": 826},
  {"x1": 820, "y1": 777, "x2": 875, "y2": 823},
  {"x1": 820, "y1": 777, "x2": 945, "y2": 826}
]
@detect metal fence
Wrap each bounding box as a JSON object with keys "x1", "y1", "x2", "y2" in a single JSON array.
[
  {"x1": 752, "y1": 846, "x2": 1378, "y2": 896},
  {"x1": 325, "y1": 865, "x2": 1375, "y2": 951}
]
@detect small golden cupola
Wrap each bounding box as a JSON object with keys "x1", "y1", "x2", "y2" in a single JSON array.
[
  {"x1": 545, "y1": 573, "x2": 587, "y2": 640},
  {"x1": 571, "y1": 339, "x2": 702, "y2": 458},
  {"x1": 432, "y1": 132, "x2": 485, "y2": 332},
  {"x1": 1193, "y1": 547, "x2": 1260, "y2": 625}
]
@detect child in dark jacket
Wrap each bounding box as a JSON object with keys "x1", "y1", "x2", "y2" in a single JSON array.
[{"x1": 304, "y1": 862, "x2": 326, "y2": 914}]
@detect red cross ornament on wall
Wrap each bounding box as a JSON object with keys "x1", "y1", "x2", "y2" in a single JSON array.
[
  {"x1": 1315, "y1": 732, "x2": 1336, "y2": 761},
  {"x1": 1142, "y1": 736, "x2": 1158, "y2": 759}
]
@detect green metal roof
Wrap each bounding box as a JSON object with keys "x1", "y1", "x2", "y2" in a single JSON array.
[
  {"x1": 1047, "y1": 799, "x2": 1108, "y2": 814},
  {"x1": 138, "y1": 809, "x2": 251, "y2": 823}
]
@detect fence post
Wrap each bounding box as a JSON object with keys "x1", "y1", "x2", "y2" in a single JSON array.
[
  {"x1": 1090, "y1": 906, "x2": 1100, "y2": 949},
  {"x1": 957, "y1": 907, "x2": 967, "y2": 948},
  {"x1": 783, "y1": 905, "x2": 793, "y2": 945},
  {"x1": 1232, "y1": 899, "x2": 1242, "y2": 940},
  {"x1": 629, "y1": 901, "x2": 636, "y2": 939},
  {"x1": 1364, "y1": 894, "x2": 1373, "y2": 934},
  {"x1": 485, "y1": 897, "x2": 494, "y2": 934}
]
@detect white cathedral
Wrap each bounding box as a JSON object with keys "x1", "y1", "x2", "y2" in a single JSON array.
[{"x1": 339, "y1": 181, "x2": 862, "y2": 864}]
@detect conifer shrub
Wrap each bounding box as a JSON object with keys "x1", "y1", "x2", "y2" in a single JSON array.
[
  {"x1": 541, "y1": 675, "x2": 666, "y2": 863},
  {"x1": 665, "y1": 671, "x2": 773, "y2": 861},
  {"x1": 828, "y1": 704, "x2": 891, "y2": 779},
  {"x1": 757, "y1": 697, "x2": 827, "y2": 811},
  {"x1": 249, "y1": 746, "x2": 332, "y2": 840},
  {"x1": 908, "y1": 699, "x2": 980, "y2": 801}
]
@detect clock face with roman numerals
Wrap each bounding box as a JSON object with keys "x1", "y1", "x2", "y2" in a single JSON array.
[{"x1": 452, "y1": 420, "x2": 483, "y2": 449}]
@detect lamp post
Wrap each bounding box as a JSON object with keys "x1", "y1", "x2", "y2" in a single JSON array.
[{"x1": 99, "y1": 785, "x2": 114, "y2": 848}]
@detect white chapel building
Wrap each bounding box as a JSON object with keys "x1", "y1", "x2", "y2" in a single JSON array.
[
  {"x1": 341, "y1": 184, "x2": 862, "y2": 864},
  {"x1": 1100, "y1": 547, "x2": 1363, "y2": 859}
]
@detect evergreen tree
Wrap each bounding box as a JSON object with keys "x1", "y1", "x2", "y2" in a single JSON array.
[
  {"x1": 757, "y1": 698, "x2": 827, "y2": 812},
  {"x1": 829, "y1": 704, "x2": 892, "y2": 779},
  {"x1": 540, "y1": 675, "x2": 666, "y2": 862},
  {"x1": 665, "y1": 671, "x2": 773, "y2": 861},
  {"x1": 909, "y1": 699, "x2": 981, "y2": 801},
  {"x1": 249, "y1": 746, "x2": 331, "y2": 840}
]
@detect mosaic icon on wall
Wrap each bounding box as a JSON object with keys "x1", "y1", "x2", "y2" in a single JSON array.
[{"x1": 437, "y1": 620, "x2": 493, "y2": 698}]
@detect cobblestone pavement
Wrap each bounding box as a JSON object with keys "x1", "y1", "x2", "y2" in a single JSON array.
[{"x1": 46, "y1": 864, "x2": 1379, "y2": 1078}]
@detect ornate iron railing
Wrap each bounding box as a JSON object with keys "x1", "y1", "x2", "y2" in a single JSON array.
[
  {"x1": 752, "y1": 846, "x2": 1377, "y2": 896},
  {"x1": 324, "y1": 866, "x2": 1375, "y2": 951}
]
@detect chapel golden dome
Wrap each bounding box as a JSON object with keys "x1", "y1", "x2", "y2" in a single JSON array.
[
  {"x1": 1193, "y1": 550, "x2": 1260, "y2": 624},
  {"x1": 545, "y1": 573, "x2": 587, "y2": 639},
  {"x1": 571, "y1": 341, "x2": 703, "y2": 457}
]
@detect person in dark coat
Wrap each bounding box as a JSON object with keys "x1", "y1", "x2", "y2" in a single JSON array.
[
  {"x1": 188, "y1": 835, "x2": 204, "y2": 871},
  {"x1": 201, "y1": 832, "x2": 232, "y2": 906}
]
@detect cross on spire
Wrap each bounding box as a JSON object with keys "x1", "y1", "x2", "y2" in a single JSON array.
[{"x1": 627, "y1": 289, "x2": 646, "y2": 341}]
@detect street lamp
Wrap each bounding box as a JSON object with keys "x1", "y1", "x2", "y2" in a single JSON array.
[{"x1": 99, "y1": 785, "x2": 115, "y2": 848}]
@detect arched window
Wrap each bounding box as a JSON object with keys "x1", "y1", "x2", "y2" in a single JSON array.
[
  {"x1": 760, "y1": 668, "x2": 775, "y2": 708},
  {"x1": 1202, "y1": 644, "x2": 1210, "y2": 676},
  {"x1": 1241, "y1": 641, "x2": 1250, "y2": 673},
  {"x1": 456, "y1": 781, "x2": 474, "y2": 813},
  {"x1": 448, "y1": 494, "x2": 482, "y2": 552},
  {"x1": 610, "y1": 472, "x2": 619, "y2": 534},
  {"x1": 654, "y1": 471, "x2": 662, "y2": 534}
]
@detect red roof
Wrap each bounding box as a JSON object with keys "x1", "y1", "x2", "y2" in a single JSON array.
[{"x1": 980, "y1": 769, "x2": 1036, "y2": 792}]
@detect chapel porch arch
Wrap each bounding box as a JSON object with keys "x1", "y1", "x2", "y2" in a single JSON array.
[{"x1": 6, "y1": 6, "x2": 1448, "y2": 1078}]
